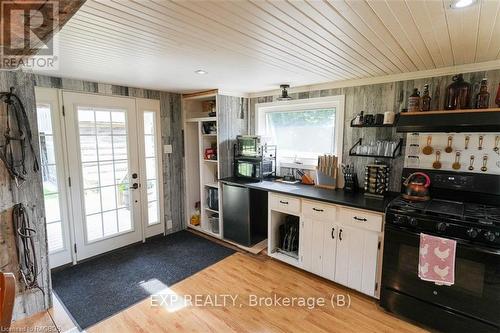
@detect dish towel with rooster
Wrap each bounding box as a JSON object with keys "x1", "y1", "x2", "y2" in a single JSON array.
[{"x1": 418, "y1": 233, "x2": 456, "y2": 286}]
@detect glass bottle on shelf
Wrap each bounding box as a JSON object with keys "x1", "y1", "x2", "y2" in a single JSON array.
[
  {"x1": 444, "y1": 74, "x2": 472, "y2": 110},
  {"x1": 408, "y1": 88, "x2": 420, "y2": 112},
  {"x1": 421, "y1": 84, "x2": 432, "y2": 111},
  {"x1": 475, "y1": 79, "x2": 490, "y2": 109}
]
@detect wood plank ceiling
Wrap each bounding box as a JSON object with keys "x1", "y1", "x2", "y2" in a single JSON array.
[{"x1": 39, "y1": 0, "x2": 500, "y2": 93}]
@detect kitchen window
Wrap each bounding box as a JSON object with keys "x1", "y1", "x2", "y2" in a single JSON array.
[{"x1": 256, "y1": 95, "x2": 344, "y2": 169}]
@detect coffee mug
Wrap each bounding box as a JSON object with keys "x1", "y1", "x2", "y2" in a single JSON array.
[{"x1": 384, "y1": 111, "x2": 395, "y2": 125}]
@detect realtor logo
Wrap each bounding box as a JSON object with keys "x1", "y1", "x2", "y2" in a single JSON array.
[{"x1": 1, "y1": 0, "x2": 59, "y2": 70}]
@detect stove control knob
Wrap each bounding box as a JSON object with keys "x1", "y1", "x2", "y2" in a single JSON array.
[
  {"x1": 394, "y1": 215, "x2": 406, "y2": 224},
  {"x1": 436, "y1": 222, "x2": 447, "y2": 232},
  {"x1": 484, "y1": 231, "x2": 496, "y2": 242},
  {"x1": 466, "y1": 228, "x2": 478, "y2": 239},
  {"x1": 408, "y1": 217, "x2": 418, "y2": 227}
]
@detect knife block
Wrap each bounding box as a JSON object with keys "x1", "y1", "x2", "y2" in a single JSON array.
[{"x1": 315, "y1": 168, "x2": 337, "y2": 190}]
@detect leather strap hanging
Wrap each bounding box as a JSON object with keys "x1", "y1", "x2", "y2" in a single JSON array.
[
  {"x1": 12, "y1": 203, "x2": 43, "y2": 293},
  {"x1": 0, "y1": 87, "x2": 39, "y2": 186}
]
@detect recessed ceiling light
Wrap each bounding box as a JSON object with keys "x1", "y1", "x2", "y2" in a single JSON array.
[
  {"x1": 450, "y1": 0, "x2": 475, "y2": 9},
  {"x1": 194, "y1": 69, "x2": 207, "y2": 75}
]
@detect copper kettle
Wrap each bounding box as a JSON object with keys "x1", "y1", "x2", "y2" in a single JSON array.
[{"x1": 402, "y1": 172, "x2": 431, "y2": 202}]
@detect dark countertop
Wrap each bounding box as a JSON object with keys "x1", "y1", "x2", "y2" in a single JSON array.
[{"x1": 219, "y1": 177, "x2": 398, "y2": 213}]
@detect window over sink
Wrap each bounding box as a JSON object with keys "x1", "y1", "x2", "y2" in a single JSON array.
[{"x1": 256, "y1": 95, "x2": 345, "y2": 169}]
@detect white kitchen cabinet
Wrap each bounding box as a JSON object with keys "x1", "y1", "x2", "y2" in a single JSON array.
[
  {"x1": 268, "y1": 196, "x2": 383, "y2": 298},
  {"x1": 300, "y1": 217, "x2": 337, "y2": 280},
  {"x1": 335, "y1": 224, "x2": 380, "y2": 297}
]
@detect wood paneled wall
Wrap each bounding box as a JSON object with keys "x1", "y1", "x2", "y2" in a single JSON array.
[
  {"x1": 33, "y1": 75, "x2": 185, "y2": 235},
  {"x1": 249, "y1": 69, "x2": 500, "y2": 191},
  {"x1": 218, "y1": 95, "x2": 249, "y2": 179},
  {"x1": 0, "y1": 70, "x2": 50, "y2": 320}
]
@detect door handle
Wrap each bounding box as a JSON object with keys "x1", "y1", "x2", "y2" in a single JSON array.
[
  {"x1": 279, "y1": 200, "x2": 288, "y2": 205},
  {"x1": 331, "y1": 227, "x2": 335, "y2": 239},
  {"x1": 339, "y1": 229, "x2": 343, "y2": 241},
  {"x1": 130, "y1": 183, "x2": 139, "y2": 189},
  {"x1": 313, "y1": 208, "x2": 324, "y2": 212},
  {"x1": 353, "y1": 216, "x2": 367, "y2": 222}
]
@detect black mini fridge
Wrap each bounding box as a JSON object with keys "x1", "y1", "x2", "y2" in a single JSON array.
[{"x1": 222, "y1": 183, "x2": 268, "y2": 246}]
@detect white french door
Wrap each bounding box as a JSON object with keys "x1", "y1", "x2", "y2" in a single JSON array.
[
  {"x1": 35, "y1": 89, "x2": 164, "y2": 266},
  {"x1": 62, "y1": 92, "x2": 163, "y2": 261}
]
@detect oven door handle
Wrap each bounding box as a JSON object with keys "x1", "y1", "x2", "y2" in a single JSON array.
[{"x1": 386, "y1": 224, "x2": 500, "y2": 256}]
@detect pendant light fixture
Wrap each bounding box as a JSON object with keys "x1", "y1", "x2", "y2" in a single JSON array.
[{"x1": 277, "y1": 84, "x2": 292, "y2": 101}]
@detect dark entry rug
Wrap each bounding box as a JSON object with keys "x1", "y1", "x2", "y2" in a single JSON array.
[{"x1": 51, "y1": 230, "x2": 235, "y2": 329}]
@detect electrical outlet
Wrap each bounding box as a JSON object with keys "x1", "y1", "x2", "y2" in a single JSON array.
[
  {"x1": 167, "y1": 219, "x2": 172, "y2": 229},
  {"x1": 163, "y1": 145, "x2": 172, "y2": 154}
]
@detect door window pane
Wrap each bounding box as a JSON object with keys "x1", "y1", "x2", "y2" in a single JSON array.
[
  {"x1": 80, "y1": 136, "x2": 98, "y2": 162},
  {"x1": 82, "y1": 163, "x2": 99, "y2": 189},
  {"x1": 86, "y1": 214, "x2": 103, "y2": 241},
  {"x1": 77, "y1": 108, "x2": 134, "y2": 242},
  {"x1": 44, "y1": 193, "x2": 61, "y2": 223},
  {"x1": 143, "y1": 111, "x2": 160, "y2": 225},
  {"x1": 117, "y1": 208, "x2": 132, "y2": 232},
  {"x1": 103, "y1": 210, "x2": 118, "y2": 236},
  {"x1": 46, "y1": 222, "x2": 63, "y2": 252},
  {"x1": 37, "y1": 103, "x2": 64, "y2": 253},
  {"x1": 148, "y1": 201, "x2": 158, "y2": 225},
  {"x1": 146, "y1": 158, "x2": 156, "y2": 180},
  {"x1": 99, "y1": 161, "x2": 115, "y2": 187}
]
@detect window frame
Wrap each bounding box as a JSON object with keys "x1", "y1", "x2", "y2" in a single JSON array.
[{"x1": 255, "y1": 95, "x2": 345, "y2": 169}]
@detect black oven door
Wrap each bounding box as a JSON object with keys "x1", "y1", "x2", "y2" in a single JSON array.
[{"x1": 381, "y1": 225, "x2": 500, "y2": 332}]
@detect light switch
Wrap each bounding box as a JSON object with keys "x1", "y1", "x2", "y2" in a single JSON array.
[{"x1": 163, "y1": 145, "x2": 172, "y2": 154}]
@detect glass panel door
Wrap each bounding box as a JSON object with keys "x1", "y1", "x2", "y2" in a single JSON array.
[
  {"x1": 35, "y1": 87, "x2": 72, "y2": 268},
  {"x1": 137, "y1": 99, "x2": 164, "y2": 238},
  {"x1": 64, "y1": 92, "x2": 142, "y2": 261}
]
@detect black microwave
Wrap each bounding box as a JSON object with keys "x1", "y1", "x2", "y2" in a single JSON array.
[
  {"x1": 236, "y1": 135, "x2": 261, "y2": 157},
  {"x1": 234, "y1": 159, "x2": 273, "y2": 180}
]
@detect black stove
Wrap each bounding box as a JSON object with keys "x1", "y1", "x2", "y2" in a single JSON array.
[
  {"x1": 387, "y1": 197, "x2": 500, "y2": 248},
  {"x1": 381, "y1": 168, "x2": 500, "y2": 333}
]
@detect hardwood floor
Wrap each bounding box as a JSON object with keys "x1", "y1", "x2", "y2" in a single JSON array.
[
  {"x1": 87, "y1": 252, "x2": 427, "y2": 333},
  {"x1": 10, "y1": 293, "x2": 76, "y2": 333}
]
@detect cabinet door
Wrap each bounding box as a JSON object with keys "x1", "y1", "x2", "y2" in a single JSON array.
[
  {"x1": 299, "y1": 218, "x2": 313, "y2": 271},
  {"x1": 321, "y1": 221, "x2": 337, "y2": 281},
  {"x1": 335, "y1": 225, "x2": 350, "y2": 286},
  {"x1": 335, "y1": 225, "x2": 380, "y2": 297},
  {"x1": 360, "y1": 230, "x2": 380, "y2": 296},
  {"x1": 311, "y1": 219, "x2": 325, "y2": 276}
]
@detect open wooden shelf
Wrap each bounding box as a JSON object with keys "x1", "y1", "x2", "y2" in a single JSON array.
[
  {"x1": 396, "y1": 108, "x2": 500, "y2": 133},
  {"x1": 401, "y1": 108, "x2": 500, "y2": 116}
]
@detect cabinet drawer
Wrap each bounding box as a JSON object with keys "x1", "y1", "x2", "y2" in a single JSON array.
[
  {"x1": 270, "y1": 194, "x2": 301, "y2": 214},
  {"x1": 302, "y1": 200, "x2": 336, "y2": 222},
  {"x1": 339, "y1": 207, "x2": 383, "y2": 232}
]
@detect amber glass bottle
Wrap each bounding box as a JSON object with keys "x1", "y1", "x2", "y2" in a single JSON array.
[
  {"x1": 408, "y1": 88, "x2": 420, "y2": 112},
  {"x1": 444, "y1": 74, "x2": 472, "y2": 110},
  {"x1": 475, "y1": 79, "x2": 490, "y2": 109},
  {"x1": 421, "y1": 84, "x2": 431, "y2": 111}
]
